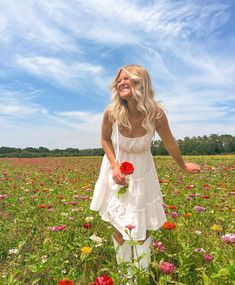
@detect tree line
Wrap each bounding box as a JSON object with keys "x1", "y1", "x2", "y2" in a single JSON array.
[{"x1": 0, "y1": 134, "x2": 234, "y2": 158}]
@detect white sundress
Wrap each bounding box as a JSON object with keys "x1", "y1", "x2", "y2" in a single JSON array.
[{"x1": 90, "y1": 122, "x2": 167, "y2": 240}]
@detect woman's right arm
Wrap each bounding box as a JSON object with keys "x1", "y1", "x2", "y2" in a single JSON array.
[{"x1": 101, "y1": 108, "x2": 125, "y2": 185}]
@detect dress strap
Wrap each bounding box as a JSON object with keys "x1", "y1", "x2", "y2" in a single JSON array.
[{"x1": 115, "y1": 123, "x2": 120, "y2": 163}]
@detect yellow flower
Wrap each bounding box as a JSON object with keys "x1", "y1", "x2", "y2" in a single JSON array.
[
  {"x1": 232, "y1": 209, "x2": 235, "y2": 212},
  {"x1": 81, "y1": 246, "x2": 92, "y2": 254},
  {"x1": 210, "y1": 224, "x2": 223, "y2": 232}
]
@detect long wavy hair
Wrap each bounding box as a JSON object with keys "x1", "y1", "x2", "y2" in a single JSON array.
[{"x1": 109, "y1": 64, "x2": 164, "y2": 133}]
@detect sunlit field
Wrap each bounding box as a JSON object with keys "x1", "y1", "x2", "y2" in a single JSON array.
[{"x1": 0, "y1": 155, "x2": 234, "y2": 285}]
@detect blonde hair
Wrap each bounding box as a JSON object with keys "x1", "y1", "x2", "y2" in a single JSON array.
[{"x1": 109, "y1": 64, "x2": 164, "y2": 133}]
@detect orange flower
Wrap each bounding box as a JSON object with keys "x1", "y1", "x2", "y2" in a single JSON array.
[
  {"x1": 37, "y1": 204, "x2": 47, "y2": 208},
  {"x1": 168, "y1": 205, "x2": 177, "y2": 210},
  {"x1": 162, "y1": 222, "x2": 176, "y2": 230},
  {"x1": 184, "y1": 213, "x2": 192, "y2": 218}
]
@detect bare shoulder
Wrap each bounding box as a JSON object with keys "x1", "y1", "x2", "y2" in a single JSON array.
[
  {"x1": 103, "y1": 106, "x2": 112, "y2": 123},
  {"x1": 154, "y1": 105, "x2": 168, "y2": 131}
]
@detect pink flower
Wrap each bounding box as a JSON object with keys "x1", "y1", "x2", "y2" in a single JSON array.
[
  {"x1": 159, "y1": 261, "x2": 176, "y2": 274},
  {"x1": 48, "y1": 225, "x2": 67, "y2": 231},
  {"x1": 0, "y1": 194, "x2": 8, "y2": 200},
  {"x1": 125, "y1": 224, "x2": 136, "y2": 231},
  {"x1": 221, "y1": 233, "x2": 235, "y2": 244},
  {"x1": 203, "y1": 253, "x2": 214, "y2": 262},
  {"x1": 91, "y1": 275, "x2": 114, "y2": 285},
  {"x1": 194, "y1": 206, "x2": 206, "y2": 212},
  {"x1": 171, "y1": 211, "x2": 179, "y2": 218},
  {"x1": 152, "y1": 240, "x2": 165, "y2": 252}
]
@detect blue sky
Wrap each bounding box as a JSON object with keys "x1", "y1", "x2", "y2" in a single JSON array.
[{"x1": 0, "y1": 0, "x2": 234, "y2": 149}]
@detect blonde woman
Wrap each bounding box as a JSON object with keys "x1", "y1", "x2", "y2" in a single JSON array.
[{"x1": 90, "y1": 64, "x2": 200, "y2": 281}]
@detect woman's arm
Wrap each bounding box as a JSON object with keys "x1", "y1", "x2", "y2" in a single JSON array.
[
  {"x1": 101, "y1": 108, "x2": 125, "y2": 184},
  {"x1": 155, "y1": 111, "x2": 201, "y2": 173},
  {"x1": 155, "y1": 111, "x2": 187, "y2": 171}
]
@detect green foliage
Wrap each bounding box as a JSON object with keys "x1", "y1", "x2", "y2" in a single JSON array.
[{"x1": 1, "y1": 134, "x2": 234, "y2": 158}]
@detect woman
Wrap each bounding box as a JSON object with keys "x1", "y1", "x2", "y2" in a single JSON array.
[{"x1": 90, "y1": 64, "x2": 200, "y2": 280}]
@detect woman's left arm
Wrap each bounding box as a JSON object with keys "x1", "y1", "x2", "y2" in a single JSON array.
[{"x1": 155, "y1": 111, "x2": 200, "y2": 173}]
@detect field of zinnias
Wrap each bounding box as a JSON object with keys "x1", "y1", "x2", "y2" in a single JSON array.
[{"x1": 0, "y1": 155, "x2": 234, "y2": 285}]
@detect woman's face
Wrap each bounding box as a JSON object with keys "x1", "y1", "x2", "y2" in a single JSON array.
[{"x1": 116, "y1": 70, "x2": 133, "y2": 100}]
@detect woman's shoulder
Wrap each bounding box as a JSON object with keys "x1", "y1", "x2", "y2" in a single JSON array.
[
  {"x1": 153, "y1": 101, "x2": 168, "y2": 129},
  {"x1": 103, "y1": 105, "x2": 114, "y2": 125}
]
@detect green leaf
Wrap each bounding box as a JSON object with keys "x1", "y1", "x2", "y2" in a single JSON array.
[{"x1": 117, "y1": 185, "x2": 128, "y2": 198}]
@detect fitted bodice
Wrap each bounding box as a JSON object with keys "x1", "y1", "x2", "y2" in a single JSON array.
[{"x1": 111, "y1": 123, "x2": 155, "y2": 154}]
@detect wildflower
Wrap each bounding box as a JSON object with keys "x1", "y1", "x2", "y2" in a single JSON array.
[
  {"x1": 184, "y1": 213, "x2": 192, "y2": 218},
  {"x1": 194, "y1": 248, "x2": 206, "y2": 253},
  {"x1": 159, "y1": 261, "x2": 176, "y2": 274},
  {"x1": 211, "y1": 224, "x2": 223, "y2": 232},
  {"x1": 152, "y1": 240, "x2": 165, "y2": 252},
  {"x1": 203, "y1": 195, "x2": 210, "y2": 199},
  {"x1": 221, "y1": 233, "x2": 235, "y2": 244},
  {"x1": 48, "y1": 225, "x2": 67, "y2": 232},
  {"x1": 41, "y1": 255, "x2": 48, "y2": 263},
  {"x1": 195, "y1": 230, "x2": 202, "y2": 235},
  {"x1": 171, "y1": 211, "x2": 178, "y2": 218},
  {"x1": 194, "y1": 206, "x2": 206, "y2": 212},
  {"x1": 168, "y1": 205, "x2": 177, "y2": 210},
  {"x1": 90, "y1": 234, "x2": 103, "y2": 247},
  {"x1": 162, "y1": 221, "x2": 176, "y2": 230},
  {"x1": 85, "y1": 216, "x2": 94, "y2": 223},
  {"x1": 58, "y1": 278, "x2": 74, "y2": 285},
  {"x1": 204, "y1": 253, "x2": 214, "y2": 262},
  {"x1": 120, "y1": 161, "x2": 134, "y2": 175},
  {"x1": 81, "y1": 247, "x2": 92, "y2": 254},
  {"x1": 83, "y1": 223, "x2": 92, "y2": 229},
  {"x1": 91, "y1": 275, "x2": 114, "y2": 285},
  {"x1": 0, "y1": 194, "x2": 8, "y2": 200},
  {"x1": 125, "y1": 224, "x2": 136, "y2": 230},
  {"x1": 8, "y1": 248, "x2": 19, "y2": 255}
]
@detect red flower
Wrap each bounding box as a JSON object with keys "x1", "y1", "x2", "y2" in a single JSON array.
[
  {"x1": 168, "y1": 205, "x2": 177, "y2": 210},
  {"x1": 91, "y1": 275, "x2": 114, "y2": 285},
  {"x1": 49, "y1": 225, "x2": 67, "y2": 231},
  {"x1": 162, "y1": 221, "x2": 176, "y2": 230},
  {"x1": 58, "y1": 278, "x2": 73, "y2": 285},
  {"x1": 83, "y1": 223, "x2": 92, "y2": 229},
  {"x1": 203, "y1": 195, "x2": 210, "y2": 199},
  {"x1": 120, "y1": 162, "x2": 134, "y2": 175}
]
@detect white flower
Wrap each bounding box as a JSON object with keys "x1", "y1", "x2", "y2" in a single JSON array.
[
  {"x1": 61, "y1": 212, "x2": 68, "y2": 217},
  {"x1": 85, "y1": 216, "x2": 94, "y2": 223},
  {"x1": 41, "y1": 255, "x2": 48, "y2": 263},
  {"x1": 90, "y1": 234, "x2": 103, "y2": 246},
  {"x1": 8, "y1": 248, "x2": 19, "y2": 255},
  {"x1": 195, "y1": 230, "x2": 202, "y2": 235}
]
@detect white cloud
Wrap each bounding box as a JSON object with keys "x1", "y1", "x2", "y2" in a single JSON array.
[{"x1": 16, "y1": 55, "x2": 107, "y2": 96}]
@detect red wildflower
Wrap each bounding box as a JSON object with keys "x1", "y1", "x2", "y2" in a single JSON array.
[
  {"x1": 162, "y1": 221, "x2": 176, "y2": 230},
  {"x1": 91, "y1": 275, "x2": 114, "y2": 285},
  {"x1": 83, "y1": 223, "x2": 92, "y2": 229},
  {"x1": 58, "y1": 278, "x2": 73, "y2": 285},
  {"x1": 120, "y1": 162, "x2": 134, "y2": 175},
  {"x1": 37, "y1": 204, "x2": 47, "y2": 208},
  {"x1": 168, "y1": 205, "x2": 177, "y2": 210},
  {"x1": 203, "y1": 195, "x2": 210, "y2": 199}
]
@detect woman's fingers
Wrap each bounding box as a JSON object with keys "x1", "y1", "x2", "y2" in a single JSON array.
[{"x1": 185, "y1": 162, "x2": 201, "y2": 173}]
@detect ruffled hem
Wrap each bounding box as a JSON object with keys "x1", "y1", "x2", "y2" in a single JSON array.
[{"x1": 99, "y1": 195, "x2": 167, "y2": 240}]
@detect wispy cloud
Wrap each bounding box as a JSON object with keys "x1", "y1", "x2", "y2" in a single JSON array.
[{"x1": 0, "y1": 0, "x2": 234, "y2": 148}]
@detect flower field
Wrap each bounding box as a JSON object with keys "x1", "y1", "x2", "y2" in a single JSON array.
[{"x1": 0, "y1": 155, "x2": 234, "y2": 285}]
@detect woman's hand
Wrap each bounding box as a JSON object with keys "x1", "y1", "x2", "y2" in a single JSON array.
[
  {"x1": 112, "y1": 163, "x2": 126, "y2": 185},
  {"x1": 184, "y1": 162, "x2": 201, "y2": 173}
]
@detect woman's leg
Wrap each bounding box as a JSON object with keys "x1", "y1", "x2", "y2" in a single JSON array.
[{"x1": 113, "y1": 229, "x2": 125, "y2": 245}]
